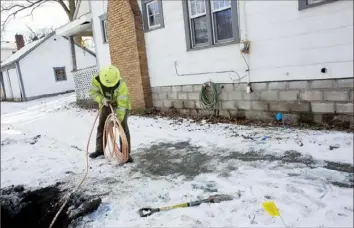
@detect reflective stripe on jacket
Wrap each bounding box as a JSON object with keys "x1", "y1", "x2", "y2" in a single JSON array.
[{"x1": 89, "y1": 75, "x2": 132, "y2": 121}]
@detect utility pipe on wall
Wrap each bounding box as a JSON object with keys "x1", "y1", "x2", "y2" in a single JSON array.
[{"x1": 238, "y1": 0, "x2": 251, "y2": 86}]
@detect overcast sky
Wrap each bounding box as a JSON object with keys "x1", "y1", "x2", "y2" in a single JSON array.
[{"x1": 1, "y1": 2, "x2": 68, "y2": 42}]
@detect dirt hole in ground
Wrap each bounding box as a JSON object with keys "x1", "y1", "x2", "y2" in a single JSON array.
[{"x1": 1, "y1": 183, "x2": 102, "y2": 228}]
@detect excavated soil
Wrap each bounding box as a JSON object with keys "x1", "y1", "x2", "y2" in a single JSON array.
[{"x1": 1, "y1": 183, "x2": 102, "y2": 228}]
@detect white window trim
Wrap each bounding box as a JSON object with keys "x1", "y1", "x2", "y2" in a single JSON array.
[
  {"x1": 188, "y1": 0, "x2": 209, "y2": 48},
  {"x1": 146, "y1": 0, "x2": 161, "y2": 30},
  {"x1": 211, "y1": 0, "x2": 231, "y2": 13},
  {"x1": 188, "y1": 0, "x2": 207, "y2": 18}
]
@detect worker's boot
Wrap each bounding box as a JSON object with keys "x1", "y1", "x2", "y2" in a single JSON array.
[
  {"x1": 127, "y1": 155, "x2": 134, "y2": 163},
  {"x1": 89, "y1": 151, "x2": 104, "y2": 159}
]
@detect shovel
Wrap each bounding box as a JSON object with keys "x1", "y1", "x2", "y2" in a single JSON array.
[{"x1": 138, "y1": 194, "x2": 234, "y2": 217}]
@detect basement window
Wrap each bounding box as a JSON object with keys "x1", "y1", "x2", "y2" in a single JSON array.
[
  {"x1": 53, "y1": 67, "x2": 67, "y2": 81},
  {"x1": 182, "y1": 0, "x2": 240, "y2": 50},
  {"x1": 142, "y1": 0, "x2": 165, "y2": 32},
  {"x1": 298, "y1": 0, "x2": 337, "y2": 10},
  {"x1": 99, "y1": 14, "x2": 108, "y2": 43}
]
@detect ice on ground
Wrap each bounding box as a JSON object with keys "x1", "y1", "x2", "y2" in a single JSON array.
[{"x1": 1, "y1": 93, "x2": 353, "y2": 227}]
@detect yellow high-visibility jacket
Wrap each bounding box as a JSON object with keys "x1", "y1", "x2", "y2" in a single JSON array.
[{"x1": 89, "y1": 75, "x2": 132, "y2": 121}]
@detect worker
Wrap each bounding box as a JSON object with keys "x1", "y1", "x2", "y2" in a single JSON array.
[{"x1": 88, "y1": 65, "x2": 133, "y2": 162}]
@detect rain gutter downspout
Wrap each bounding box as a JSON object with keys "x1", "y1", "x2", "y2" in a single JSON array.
[{"x1": 239, "y1": 0, "x2": 251, "y2": 84}]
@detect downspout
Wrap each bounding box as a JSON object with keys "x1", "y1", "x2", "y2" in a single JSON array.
[
  {"x1": 239, "y1": 0, "x2": 251, "y2": 85},
  {"x1": 15, "y1": 61, "x2": 27, "y2": 101}
]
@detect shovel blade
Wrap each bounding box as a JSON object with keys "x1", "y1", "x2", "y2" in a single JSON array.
[{"x1": 208, "y1": 194, "x2": 234, "y2": 203}]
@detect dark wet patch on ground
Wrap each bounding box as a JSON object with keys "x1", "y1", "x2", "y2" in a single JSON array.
[
  {"x1": 1, "y1": 134, "x2": 42, "y2": 146},
  {"x1": 220, "y1": 149, "x2": 354, "y2": 174},
  {"x1": 192, "y1": 182, "x2": 218, "y2": 193},
  {"x1": 131, "y1": 141, "x2": 213, "y2": 180},
  {"x1": 324, "y1": 161, "x2": 354, "y2": 173},
  {"x1": 1, "y1": 183, "x2": 102, "y2": 228},
  {"x1": 331, "y1": 181, "x2": 354, "y2": 188},
  {"x1": 220, "y1": 149, "x2": 312, "y2": 166},
  {"x1": 132, "y1": 141, "x2": 354, "y2": 187}
]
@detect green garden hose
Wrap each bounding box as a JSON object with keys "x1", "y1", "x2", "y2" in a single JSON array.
[{"x1": 199, "y1": 82, "x2": 220, "y2": 112}]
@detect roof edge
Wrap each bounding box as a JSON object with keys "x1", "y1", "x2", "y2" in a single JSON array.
[
  {"x1": 0, "y1": 32, "x2": 55, "y2": 70},
  {"x1": 62, "y1": 36, "x2": 96, "y2": 57}
]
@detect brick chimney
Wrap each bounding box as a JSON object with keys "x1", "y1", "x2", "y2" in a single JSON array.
[{"x1": 15, "y1": 34, "x2": 24, "y2": 50}]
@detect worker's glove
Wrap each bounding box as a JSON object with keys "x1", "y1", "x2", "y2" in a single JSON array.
[{"x1": 102, "y1": 98, "x2": 109, "y2": 106}]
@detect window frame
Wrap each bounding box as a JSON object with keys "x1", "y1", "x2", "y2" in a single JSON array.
[
  {"x1": 298, "y1": 0, "x2": 338, "y2": 10},
  {"x1": 142, "y1": 0, "x2": 165, "y2": 32},
  {"x1": 182, "y1": 0, "x2": 240, "y2": 51},
  {"x1": 210, "y1": 0, "x2": 234, "y2": 44},
  {"x1": 53, "y1": 67, "x2": 67, "y2": 82},
  {"x1": 99, "y1": 13, "x2": 108, "y2": 43},
  {"x1": 188, "y1": 0, "x2": 209, "y2": 48}
]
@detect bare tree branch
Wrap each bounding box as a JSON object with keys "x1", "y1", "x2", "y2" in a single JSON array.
[
  {"x1": 55, "y1": 0, "x2": 71, "y2": 19},
  {"x1": 24, "y1": 25, "x2": 56, "y2": 43},
  {"x1": 26, "y1": 24, "x2": 35, "y2": 34},
  {"x1": 1, "y1": 0, "x2": 77, "y2": 32},
  {"x1": 1, "y1": 0, "x2": 47, "y2": 31},
  {"x1": 1, "y1": 3, "x2": 27, "y2": 12},
  {"x1": 25, "y1": 0, "x2": 49, "y2": 22}
]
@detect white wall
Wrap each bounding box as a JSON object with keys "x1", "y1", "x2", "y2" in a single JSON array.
[
  {"x1": 140, "y1": 0, "x2": 353, "y2": 87},
  {"x1": 19, "y1": 35, "x2": 97, "y2": 98},
  {"x1": 8, "y1": 67, "x2": 22, "y2": 99},
  {"x1": 1, "y1": 49, "x2": 16, "y2": 62},
  {"x1": 2, "y1": 68, "x2": 14, "y2": 99},
  {"x1": 90, "y1": 0, "x2": 111, "y2": 69}
]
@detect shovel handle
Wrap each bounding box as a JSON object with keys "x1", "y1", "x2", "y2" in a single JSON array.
[{"x1": 138, "y1": 197, "x2": 227, "y2": 218}]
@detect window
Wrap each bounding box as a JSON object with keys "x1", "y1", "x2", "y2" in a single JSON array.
[
  {"x1": 99, "y1": 14, "x2": 108, "y2": 43},
  {"x1": 182, "y1": 0, "x2": 239, "y2": 50},
  {"x1": 142, "y1": 0, "x2": 165, "y2": 32},
  {"x1": 298, "y1": 0, "x2": 337, "y2": 10},
  {"x1": 211, "y1": 0, "x2": 233, "y2": 42},
  {"x1": 53, "y1": 67, "x2": 67, "y2": 81}
]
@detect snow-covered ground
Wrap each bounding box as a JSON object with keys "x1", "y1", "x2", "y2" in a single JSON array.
[{"x1": 1, "y1": 93, "x2": 353, "y2": 227}]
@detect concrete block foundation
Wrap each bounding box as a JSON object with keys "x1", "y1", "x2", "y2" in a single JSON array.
[{"x1": 151, "y1": 78, "x2": 354, "y2": 126}]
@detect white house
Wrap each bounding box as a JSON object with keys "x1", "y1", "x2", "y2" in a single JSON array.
[
  {"x1": 1, "y1": 41, "x2": 17, "y2": 62},
  {"x1": 56, "y1": 0, "x2": 353, "y2": 124},
  {"x1": 0, "y1": 33, "x2": 96, "y2": 101}
]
